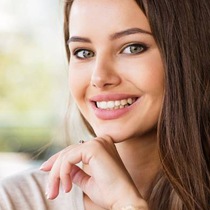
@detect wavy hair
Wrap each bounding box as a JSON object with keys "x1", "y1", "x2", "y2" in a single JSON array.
[{"x1": 63, "y1": 0, "x2": 210, "y2": 209}]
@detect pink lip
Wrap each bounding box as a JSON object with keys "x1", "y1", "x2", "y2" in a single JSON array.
[{"x1": 89, "y1": 94, "x2": 139, "y2": 120}]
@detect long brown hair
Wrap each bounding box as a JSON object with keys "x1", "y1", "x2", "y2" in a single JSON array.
[{"x1": 63, "y1": 0, "x2": 210, "y2": 209}]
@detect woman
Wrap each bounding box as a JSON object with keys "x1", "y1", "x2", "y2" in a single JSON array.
[{"x1": 0, "y1": 0, "x2": 209, "y2": 209}]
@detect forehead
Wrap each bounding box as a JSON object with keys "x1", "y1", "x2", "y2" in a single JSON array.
[{"x1": 69, "y1": 0, "x2": 150, "y2": 37}]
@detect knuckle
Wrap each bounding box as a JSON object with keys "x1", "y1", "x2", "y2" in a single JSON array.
[
  {"x1": 57, "y1": 146, "x2": 72, "y2": 159},
  {"x1": 90, "y1": 138, "x2": 105, "y2": 149}
]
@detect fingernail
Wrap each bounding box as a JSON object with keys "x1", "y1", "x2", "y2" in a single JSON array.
[
  {"x1": 39, "y1": 165, "x2": 44, "y2": 170},
  {"x1": 62, "y1": 186, "x2": 67, "y2": 193},
  {"x1": 45, "y1": 192, "x2": 49, "y2": 199},
  {"x1": 45, "y1": 190, "x2": 52, "y2": 200},
  {"x1": 39, "y1": 161, "x2": 47, "y2": 170},
  {"x1": 45, "y1": 184, "x2": 50, "y2": 198}
]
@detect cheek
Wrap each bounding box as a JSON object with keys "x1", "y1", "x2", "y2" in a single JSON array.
[
  {"x1": 142, "y1": 69, "x2": 164, "y2": 95},
  {"x1": 147, "y1": 57, "x2": 164, "y2": 95},
  {"x1": 69, "y1": 81, "x2": 78, "y2": 101},
  {"x1": 125, "y1": 52, "x2": 164, "y2": 94},
  {"x1": 68, "y1": 65, "x2": 87, "y2": 101},
  {"x1": 124, "y1": 72, "x2": 164, "y2": 98}
]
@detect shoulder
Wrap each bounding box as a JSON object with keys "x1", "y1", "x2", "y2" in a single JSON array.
[
  {"x1": 0, "y1": 169, "x2": 84, "y2": 210},
  {"x1": 0, "y1": 168, "x2": 47, "y2": 190}
]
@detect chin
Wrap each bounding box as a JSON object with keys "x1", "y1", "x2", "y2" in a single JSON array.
[
  {"x1": 94, "y1": 129, "x2": 132, "y2": 143},
  {"x1": 93, "y1": 124, "x2": 158, "y2": 144}
]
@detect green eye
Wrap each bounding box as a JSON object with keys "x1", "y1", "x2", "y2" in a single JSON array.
[
  {"x1": 74, "y1": 49, "x2": 94, "y2": 59},
  {"x1": 121, "y1": 44, "x2": 146, "y2": 54}
]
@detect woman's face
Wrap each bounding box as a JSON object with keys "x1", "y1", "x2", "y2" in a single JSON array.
[{"x1": 68, "y1": 0, "x2": 164, "y2": 142}]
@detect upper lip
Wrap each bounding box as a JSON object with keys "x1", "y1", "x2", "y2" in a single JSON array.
[{"x1": 89, "y1": 94, "x2": 139, "y2": 102}]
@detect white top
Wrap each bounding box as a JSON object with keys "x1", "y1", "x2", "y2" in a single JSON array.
[{"x1": 0, "y1": 169, "x2": 85, "y2": 210}]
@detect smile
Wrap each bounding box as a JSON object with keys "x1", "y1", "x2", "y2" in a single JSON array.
[
  {"x1": 90, "y1": 94, "x2": 139, "y2": 120},
  {"x1": 96, "y1": 98, "x2": 136, "y2": 110}
]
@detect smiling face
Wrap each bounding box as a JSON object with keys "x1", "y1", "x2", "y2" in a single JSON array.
[{"x1": 68, "y1": 0, "x2": 164, "y2": 142}]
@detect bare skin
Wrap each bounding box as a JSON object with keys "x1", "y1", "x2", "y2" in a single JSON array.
[{"x1": 40, "y1": 0, "x2": 164, "y2": 209}]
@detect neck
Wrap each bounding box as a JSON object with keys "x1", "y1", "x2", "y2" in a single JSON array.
[{"x1": 115, "y1": 131, "x2": 160, "y2": 198}]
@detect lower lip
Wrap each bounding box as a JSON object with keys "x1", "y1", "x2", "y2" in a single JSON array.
[{"x1": 91, "y1": 99, "x2": 138, "y2": 120}]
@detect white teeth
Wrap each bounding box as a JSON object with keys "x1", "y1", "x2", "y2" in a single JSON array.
[
  {"x1": 107, "y1": 101, "x2": 115, "y2": 109},
  {"x1": 100, "y1": 101, "x2": 107, "y2": 109},
  {"x1": 96, "y1": 98, "x2": 135, "y2": 110},
  {"x1": 127, "y1": 98, "x2": 133, "y2": 104},
  {"x1": 121, "y1": 99, "x2": 127, "y2": 106},
  {"x1": 114, "y1": 100, "x2": 121, "y2": 106}
]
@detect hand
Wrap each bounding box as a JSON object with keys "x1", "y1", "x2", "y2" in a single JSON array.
[{"x1": 40, "y1": 136, "x2": 148, "y2": 210}]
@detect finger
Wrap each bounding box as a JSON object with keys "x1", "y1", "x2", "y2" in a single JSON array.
[
  {"x1": 47, "y1": 145, "x2": 82, "y2": 199},
  {"x1": 59, "y1": 161, "x2": 73, "y2": 193},
  {"x1": 40, "y1": 152, "x2": 61, "y2": 171},
  {"x1": 46, "y1": 176, "x2": 60, "y2": 200},
  {"x1": 59, "y1": 163, "x2": 91, "y2": 194},
  {"x1": 47, "y1": 154, "x2": 64, "y2": 199},
  {"x1": 52, "y1": 145, "x2": 90, "y2": 194},
  {"x1": 59, "y1": 147, "x2": 87, "y2": 192},
  {"x1": 40, "y1": 144, "x2": 81, "y2": 171},
  {"x1": 69, "y1": 164, "x2": 90, "y2": 192}
]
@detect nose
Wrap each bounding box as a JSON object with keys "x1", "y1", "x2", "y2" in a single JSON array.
[{"x1": 90, "y1": 56, "x2": 121, "y2": 89}]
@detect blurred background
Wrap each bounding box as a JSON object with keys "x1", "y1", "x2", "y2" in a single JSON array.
[{"x1": 0, "y1": 0, "x2": 69, "y2": 178}]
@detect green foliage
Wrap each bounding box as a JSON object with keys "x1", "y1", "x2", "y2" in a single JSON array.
[
  {"x1": 0, "y1": 42, "x2": 54, "y2": 115},
  {"x1": 0, "y1": 127, "x2": 52, "y2": 153},
  {"x1": 0, "y1": 1, "x2": 67, "y2": 155}
]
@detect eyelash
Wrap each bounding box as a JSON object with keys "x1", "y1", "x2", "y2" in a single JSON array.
[
  {"x1": 120, "y1": 43, "x2": 148, "y2": 54},
  {"x1": 72, "y1": 43, "x2": 148, "y2": 59},
  {"x1": 73, "y1": 48, "x2": 94, "y2": 60}
]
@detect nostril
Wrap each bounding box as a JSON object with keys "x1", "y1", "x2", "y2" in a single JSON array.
[
  {"x1": 91, "y1": 79, "x2": 121, "y2": 89},
  {"x1": 91, "y1": 78, "x2": 113, "y2": 88},
  {"x1": 90, "y1": 69, "x2": 121, "y2": 88}
]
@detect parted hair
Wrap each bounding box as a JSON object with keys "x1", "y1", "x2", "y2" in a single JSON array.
[{"x1": 63, "y1": 0, "x2": 210, "y2": 209}]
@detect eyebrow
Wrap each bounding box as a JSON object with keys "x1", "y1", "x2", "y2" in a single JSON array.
[
  {"x1": 67, "y1": 27, "x2": 152, "y2": 44},
  {"x1": 67, "y1": 36, "x2": 91, "y2": 44},
  {"x1": 110, "y1": 27, "x2": 152, "y2": 40}
]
